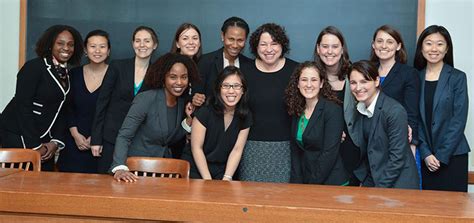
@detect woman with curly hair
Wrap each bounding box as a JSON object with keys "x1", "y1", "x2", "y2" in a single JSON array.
[
  {"x1": 239, "y1": 23, "x2": 298, "y2": 183},
  {"x1": 285, "y1": 61, "x2": 349, "y2": 185},
  {"x1": 110, "y1": 53, "x2": 199, "y2": 182}
]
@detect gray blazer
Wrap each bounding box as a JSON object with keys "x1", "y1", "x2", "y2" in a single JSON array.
[
  {"x1": 418, "y1": 64, "x2": 470, "y2": 164},
  {"x1": 110, "y1": 89, "x2": 187, "y2": 170},
  {"x1": 343, "y1": 79, "x2": 362, "y2": 147},
  {"x1": 353, "y1": 92, "x2": 419, "y2": 189}
]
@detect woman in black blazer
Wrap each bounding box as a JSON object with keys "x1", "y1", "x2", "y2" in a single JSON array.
[
  {"x1": 91, "y1": 26, "x2": 158, "y2": 173},
  {"x1": 0, "y1": 25, "x2": 83, "y2": 171},
  {"x1": 285, "y1": 61, "x2": 349, "y2": 185},
  {"x1": 414, "y1": 25, "x2": 470, "y2": 192},
  {"x1": 192, "y1": 16, "x2": 252, "y2": 107}
]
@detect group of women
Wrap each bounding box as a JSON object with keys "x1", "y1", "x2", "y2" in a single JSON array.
[{"x1": 0, "y1": 17, "x2": 469, "y2": 192}]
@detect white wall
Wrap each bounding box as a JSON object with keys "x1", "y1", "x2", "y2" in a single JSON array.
[{"x1": 0, "y1": 0, "x2": 20, "y2": 110}]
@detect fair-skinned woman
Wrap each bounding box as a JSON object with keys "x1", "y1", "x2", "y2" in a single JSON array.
[
  {"x1": 0, "y1": 25, "x2": 83, "y2": 171},
  {"x1": 170, "y1": 23, "x2": 202, "y2": 63},
  {"x1": 239, "y1": 23, "x2": 298, "y2": 183},
  {"x1": 285, "y1": 61, "x2": 348, "y2": 185},
  {"x1": 414, "y1": 25, "x2": 470, "y2": 192},
  {"x1": 182, "y1": 66, "x2": 251, "y2": 180},
  {"x1": 91, "y1": 26, "x2": 158, "y2": 173},
  {"x1": 349, "y1": 60, "x2": 419, "y2": 189},
  {"x1": 57, "y1": 30, "x2": 110, "y2": 173},
  {"x1": 111, "y1": 53, "x2": 199, "y2": 182},
  {"x1": 193, "y1": 16, "x2": 252, "y2": 107}
]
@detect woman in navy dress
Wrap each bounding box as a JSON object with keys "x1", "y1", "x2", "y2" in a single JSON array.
[{"x1": 58, "y1": 30, "x2": 111, "y2": 173}]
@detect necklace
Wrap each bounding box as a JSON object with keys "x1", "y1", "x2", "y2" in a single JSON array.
[{"x1": 299, "y1": 113, "x2": 309, "y2": 132}]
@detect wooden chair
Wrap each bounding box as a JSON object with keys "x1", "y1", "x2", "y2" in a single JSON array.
[
  {"x1": 126, "y1": 157, "x2": 190, "y2": 178},
  {"x1": 0, "y1": 148, "x2": 41, "y2": 171}
]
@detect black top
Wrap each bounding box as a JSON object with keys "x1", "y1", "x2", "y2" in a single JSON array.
[
  {"x1": 166, "y1": 105, "x2": 177, "y2": 137},
  {"x1": 241, "y1": 58, "x2": 298, "y2": 141},
  {"x1": 424, "y1": 80, "x2": 438, "y2": 143}
]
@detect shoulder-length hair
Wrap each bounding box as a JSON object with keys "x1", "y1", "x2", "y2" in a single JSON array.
[
  {"x1": 369, "y1": 25, "x2": 407, "y2": 64},
  {"x1": 209, "y1": 66, "x2": 250, "y2": 123},
  {"x1": 285, "y1": 61, "x2": 340, "y2": 116},
  {"x1": 414, "y1": 25, "x2": 454, "y2": 70},
  {"x1": 144, "y1": 52, "x2": 200, "y2": 90},
  {"x1": 313, "y1": 26, "x2": 351, "y2": 81},
  {"x1": 170, "y1": 23, "x2": 202, "y2": 63},
  {"x1": 35, "y1": 25, "x2": 84, "y2": 66}
]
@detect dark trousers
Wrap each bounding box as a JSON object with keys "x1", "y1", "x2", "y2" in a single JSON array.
[
  {"x1": 422, "y1": 154, "x2": 468, "y2": 192},
  {"x1": 97, "y1": 140, "x2": 115, "y2": 174}
]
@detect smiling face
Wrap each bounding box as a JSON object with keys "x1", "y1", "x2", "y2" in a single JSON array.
[
  {"x1": 176, "y1": 28, "x2": 201, "y2": 58},
  {"x1": 85, "y1": 35, "x2": 110, "y2": 64},
  {"x1": 164, "y1": 63, "x2": 189, "y2": 99},
  {"x1": 133, "y1": 30, "x2": 157, "y2": 59},
  {"x1": 52, "y1": 30, "x2": 75, "y2": 63},
  {"x1": 316, "y1": 34, "x2": 343, "y2": 68},
  {"x1": 298, "y1": 67, "x2": 323, "y2": 100},
  {"x1": 221, "y1": 26, "x2": 247, "y2": 61},
  {"x1": 421, "y1": 32, "x2": 448, "y2": 66},
  {"x1": 257, "y1": 32, "x2": 282, "y2": 66},
  {"x1": 349, "y1": 70, "x2": 379, "y2": 107},
  {"x1": 372, "y1": 30, "x2": 401, "y2": 62},
  {"x1": 220, "y1": 74, "x2": 244, "y2": 111}
]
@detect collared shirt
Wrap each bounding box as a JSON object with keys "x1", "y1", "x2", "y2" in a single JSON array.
[
  {"x1": 356, "y1": 91, "x2": 380, "y2": 118},
  {"x1": 223, "y1": 53, "x2": 240, "y2": 68}
]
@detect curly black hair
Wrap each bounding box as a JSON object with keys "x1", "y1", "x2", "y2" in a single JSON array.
[
  {"x1": 249, "y1": 23, "x2": 290, "y2": 59},
  {"x1": 35, "y1": 25, "x2": 84, "y2": 66},
  {"x1": 285, "y1": 61, "x2": 340, "y2": 116}
]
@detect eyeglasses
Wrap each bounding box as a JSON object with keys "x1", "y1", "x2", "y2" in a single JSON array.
[{"x1": 221, "y1": 83, "x2": 243, "y2": 90}]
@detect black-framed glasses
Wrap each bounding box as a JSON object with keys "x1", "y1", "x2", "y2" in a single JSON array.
[{"x1": 221, "y1": 83, "x2": 243, "y2": 90}]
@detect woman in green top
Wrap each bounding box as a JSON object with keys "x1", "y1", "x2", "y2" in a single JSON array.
[{"x1": 285, "y1": 61, "x2": 349, "y2": 185}]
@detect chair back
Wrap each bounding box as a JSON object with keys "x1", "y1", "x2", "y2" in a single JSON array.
[
  {"x1": 0, "y1": 148, "x2": 41, "y2": 171},
  {"x1": 126, "y1": 157, "x2": 190, "y2": 178}
]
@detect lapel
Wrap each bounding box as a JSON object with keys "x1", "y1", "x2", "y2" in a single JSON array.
[
  {"x1": 214, "y1": 48, "x2": 225, "y2": 74},
  {"x1": 127, "y1": 58, "x2": 137, "y2": 98},
  {"x1": 418, "y1": 68, "x2": 430, "y2": 145},
  {"x1": 381, "y1": 61, "x2": 400, "y2": 88},
  {"x1": 43, "y1": 58, "x2": 69, "y2": 96},
  {"x1": 367, "y1": 92, "x2": 384, "y2": 150},
  {"x1": 303, "y1": 98, "x2": 325, "y2": 139},
  {"x1": 155, "y1": 89, "x2": 169, "y2": 143},
  {"x1": 432, "y1": 64, "x2": 451, "y2": 113}
]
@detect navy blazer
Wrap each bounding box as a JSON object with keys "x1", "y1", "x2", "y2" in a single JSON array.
[
  {"x1": 0, "y1": 57, "x2": 69, "y2": 148},
  {"x1": 353, "y1": 92, "x2": 419, "y2": 189},
  {"x1": 110, "y1": 89, "x2": 187, "y2": 170},
  {"x1": 196, "y1": 48, "x2": 252, "y2": 97},
  {"x1": 380, "y1": 62, "x2": 420, "y2": 144},
  {"x1": 91, "y1": 58, "x2": 148, "y2": 145},
  {"x1": 418, "y1": 64, "x2": 470, "y2": 164},
  {"x1": 290, "y1": 98, "x2": 348, "y2": 185}
]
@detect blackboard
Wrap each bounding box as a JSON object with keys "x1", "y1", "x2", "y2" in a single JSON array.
[{"x1": 27, "y1": 0, "x2": 418, "y2": 64}]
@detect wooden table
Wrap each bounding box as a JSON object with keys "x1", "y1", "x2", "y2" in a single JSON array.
[
  {"x1": 0, "y1": 168, "x2": 22, "y2": 178},
  {"x1": 0, "y1": 171, "x2": 473, "y2": 222}
]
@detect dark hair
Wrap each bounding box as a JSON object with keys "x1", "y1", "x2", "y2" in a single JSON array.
[
  {"x1": 349, "y1": 60, "x2": 379, "y2": 83},
  {"x1": 249, "y1": 23, "x2": 290, "y2": 59},
  {"x1": 285, "y1": 61, "x2": 340, "y2": 116},
  {"x1": 84, "y1": 29, "x2": 111, "y2": 49},
  {"x1": 209, "y1": 66, "x2": 250, "y2": 122},
  {"x1": 414, "y1": 25, "x2": 454, "y2": 70},
  {"x1": 170, "y1": 23, "x2": 202, "y2": 62},
  {"x1": 35, "y1": 25, "x2": 84, "y2": 66},
  {"x1": 369, "y1": 25, "x2": 407, "y2": 64},
  {"x1": 313, "y1": 26, "x2": 350, "y2": 81},
  {"x1": 132, "y1": 26, "x2": 159, "y2": 47},
  {"x1": 144, "y1": 53, "x2": 200, "y2": 90},
  {"x1": 221, "y1": 16, "x2": 250, "y2": 37}
]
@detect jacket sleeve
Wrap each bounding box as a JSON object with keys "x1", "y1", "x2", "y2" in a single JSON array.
[
  {"x1": 404, "y1": 67, "x2": 420, "y2": 145},
  {"x1": 436, "y1": 71, "x2": 469, "y2": 164},
  {"x1": 90, "y1": 62, "x2": 117, "y2": 145}
]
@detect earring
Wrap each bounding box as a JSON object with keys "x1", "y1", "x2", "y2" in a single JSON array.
[{"x1": 188, "y1": 83, "x2": 192, "y2": 95}]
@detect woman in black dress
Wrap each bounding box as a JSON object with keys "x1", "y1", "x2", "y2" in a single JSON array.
[{"x1": 182, "y1": 66, "x2": 251, "y2": 180}]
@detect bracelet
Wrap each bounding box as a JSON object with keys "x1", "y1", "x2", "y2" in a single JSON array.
[{"x1": 223, "y1": 174, "x2": 232, "y2": 180}]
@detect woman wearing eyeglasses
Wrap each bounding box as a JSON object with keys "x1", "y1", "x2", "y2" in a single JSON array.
[{"x1": 182, "y1": 66, "x2": 251, "y2": 180}]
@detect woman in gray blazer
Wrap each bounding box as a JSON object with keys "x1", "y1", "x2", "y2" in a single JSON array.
[
  {"x1": 349, "y1": 60, "x2": 419, "y2": 189},
  {"x1": 414, "y1": 25, "x2": 470, "y2": 192},
  {"x1": 110, "y1": 53, "x2": 199, "y2": 182}
]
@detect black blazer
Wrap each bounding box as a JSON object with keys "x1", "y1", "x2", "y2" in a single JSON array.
[
  {"x1": 91, "y1": 58, "x2": 148, "y2": 145},
  {"x1": 418, "y1": 64, "x2": 470, "y2": 164},
  {"x1": 353, "y1": 92, "x2": 419, "y2": 189},
  {"x1": 380, "y1": 62, "x2": 420, "y2": 144},
  {"x1": 0, "y1": 57, "x2": 69, "y2": 148},
  {"x1": 290, "y1": 98, "x2": 348, "y2": 185},
  {"x1": 196, "y1": 48, "x2": 252, "y2": 96}
]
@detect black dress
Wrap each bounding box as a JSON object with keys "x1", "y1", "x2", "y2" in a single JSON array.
[
  {"x1": 57, "y1": 66, "x2": 100, "y2": 173},
  {"x1": 182, "y1": 105, "x2": 252, "y2": 179}
]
